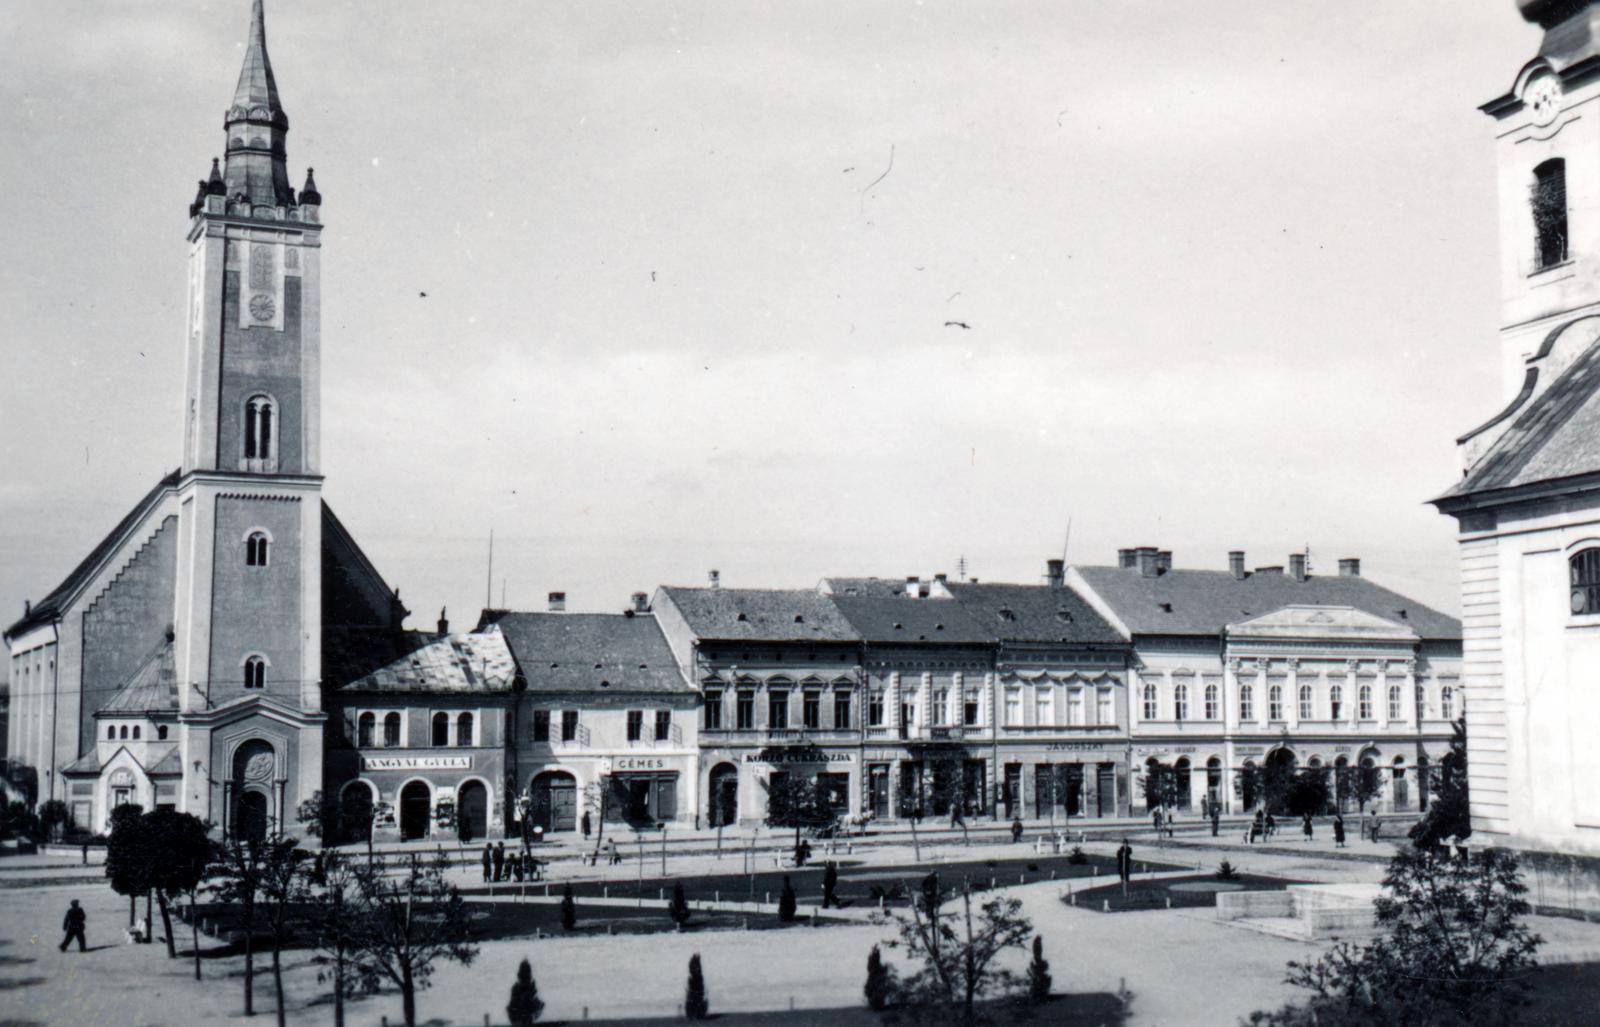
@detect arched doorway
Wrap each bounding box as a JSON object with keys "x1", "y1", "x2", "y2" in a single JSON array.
[
  {"x1": 529, "y1": 771, "x2": 577, "y2": 832},
  {"x1": 1205, "y1": 757, "x2": 1223, "y2": 812},
  {"x1": 1391, "y1": 756, "x2": 1408, "y2": 811},
  {"x1": 1241, "y1": 759, "x2": 1258, "y2": 810},
  {"x1": 1264, "y1": 747, "x2": 1297, "y2": 815},
  {"x1": 709, "y1": 763, "x2": 739, "y2": 827},
  {"x1": 1334, "y1": 756, "x2": 1352, "y2": 812},
  {"x1": 340, "y1": 781, "x2": 375, "y2": 844},
  {"x1": 236, "y1": 790, "x2": 269, "y2": 843},
  {"x1": 399, "y1": 781, "x2": 431, "y2": 840},
  {"x1": 1173, "y1": 757, "x2": 1192, "y2": 811},
  {"x1": 458, "y1": 780, "x2": 488, "y2": 841}
]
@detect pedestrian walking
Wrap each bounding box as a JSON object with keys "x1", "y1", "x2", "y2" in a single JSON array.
[
  {"x1": 822, "y1": 861, "x2": 839, "y2": 908},
  {"x1": 1151, "y1": 806, "x2": 1162, "y2": 833},
  {"x1": 493, "y1": 840, "x2": 506, "y2": 881},
  {"x1": 606, "y1": 837, "x2": 622, "y2": 865},
  {"x1": 1010, "y1": 817, "x2": 1024, "y2": 844},
  {"x1": 1265, "y1": 812, "x2": 1277, "y2": 839},
  {"x1": 81, "y1": 841, "x2": 90, "y2": 866},
  {"x1": 482, "y1": 842, "x2": 493, "y2": 882},
  {"x1": 1370, "y1": 817, "x2": 1382, "y2": 844},
  {"x1": 949, "y1": 803, "x2": 965, "y2": 831},
  {"x1": 60, "y1": 899, "x2": 87, "y2": 952},
  {"x1": 1302, "y1": 812, "x2": 1313, "y2": 841},
  {"x1": 1165, "y1": 807, "x2": 1175, "y2": 839},
  {"x1": 581, "y1": 810, "x2": 592, "y2": 839},
  {"x1": 1210, "y1": 805, "x2": 1221, "y2": 837},
  {"x1": 1115, "y1": 839, "x2": 1133, "y2": 885},
  {"x1": 1333, "y1": 814, "x2": 1346, "y2": 848}
]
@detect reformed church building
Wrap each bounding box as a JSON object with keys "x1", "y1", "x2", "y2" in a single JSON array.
[{"x1": 4, "y1": 1, "x2": 406, "y2": 839}]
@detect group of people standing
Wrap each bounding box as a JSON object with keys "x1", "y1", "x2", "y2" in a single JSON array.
[{"x1": 481, "y1": 840, "x2": 542, "y2": 883}]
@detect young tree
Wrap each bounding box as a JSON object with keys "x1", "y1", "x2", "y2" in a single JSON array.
[
  {"x1": 764, "y1": 772, "x2": 826, "y2": 850},
  {"x1": 506, "y1": 957, "x2": 544, "y2": 1027},
  {"x1": 2, "y1": 799, "x2": 39, "y2": 842},
  {"x1": 685, "y1": 953, "x2": 710, "y2": 1020},
  {"x1": 1026, "y1": 935, "x2": 1051, "y2": 1005},
  {"x1": 778, "y1": 875, "x2": 798, "y2": 923},
  {"x1": 105, "y1": 803, "x2": 150, "y2": 932},
  {"x1": 1410, "y1": 716, "x2": 1470, "y2": 850},
  {"x1": 349, "y1": 850, "x2": 479, "y2": 1027},
  {"x1": 257, "y1": 837, "x2": 310, "y2": 1027},
  {"x1": 210, "y1": 837, "x2": 272, "y2": 1017},
  {"x1": 878, "y1": 871, "x2": 1035, "y2": 1024},
  {"x1": 38, "y1": 798, "x2": 72, "y2": 843},
  {"x1": 1350, "y1": 763, "x2": 1383, "y2": 816},
  {"x1": 139, "y1": 809, "x2": 211, "y2": 963},
  {"x1": 583, "y1": 775, "x2": 612, "y2": 859},
  {"x1": 1140, "y1": 762, "x2": 1175, "y2": 812},
  {"x1": 295, "y1": 791, "x2": 341, "y2": 844},
  {"x1": 1284, "y1": 770, "x2": 1330, "y2": 819},
  {"x1": 670, "y1": 881, "x2": 691, "y2": 930},
  {"x1": 864, "y1": 943, "x2": 894, "y2": 1011},
  {"x1": 307, "y1": 848, "x2": 362, "y2": 1027},
  {"x1": 1250, "y1": 848, "x2": 1543, "y2": 1027},
  {"x1": 559, "y1": 883, "x2": 576, "y2": 931}
]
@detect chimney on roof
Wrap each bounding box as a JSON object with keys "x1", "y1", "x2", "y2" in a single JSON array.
[
  {"x1": 548, "y1": 591, "x2": 566, "y2": 613},
  {"x1": 437, "y1": 607, "x2": 449, "y2": 635},
  {"x1": 1156, "y1": 550, "x2": 1173, "y2": 574},
  {"x1": 934, "y1": 572, "x2": 948, "y2": 584},
  {"x1": 1228, "y1": 551, "x2": 1246, "y2": 580},
  {"x1": 1289, "y1": 553, "x2": 1307, "y2": 582},
  {"x1": 905, "y1": 576, "x2": 920, "y2": 597},
  {"x1": 1136, "y1": 547, "x2": 1160, "y2": 578},
  {"x1": 631, "y1": 592, "x2": 649, "y2": 613},
  {"x1": 1339, "y1": 558, "x2": 1361, "y2": 577},
  {"x1": 1118, "y1": 548, "x2": 1136, "y2": 569},
  {"x1": 708, "y1": 569, "x2": 720, "y2": 589},
  {"x1": 1046, "y1": 559, "x2": 1065, "y2": 587},
  {"x1": 23, "y1": 599, "x2": 30, "y2": 616}
]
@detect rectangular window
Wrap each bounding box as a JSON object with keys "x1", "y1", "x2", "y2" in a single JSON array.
[
  {"x1": 963, "y1": 694, "x2": 980, "y2": 727},
  {"x1": 655, "y1": 709, "x2": 671, "y2": 741},
  {"x1": 627, "y1": 710, "x2": 644, "y2": 742},
  {"x1": 768, "y1": 691, "x2": 789, "y2": 729},
  {"x1": 802, "y1": 691, "x2": 821, "y2": 730},
  {"x1": 834, "y1": 691, "x2": 852, "y2": 729},
  {"x1": 1098, "y1": 688, "x2": 1114, "y2": 726},
  {"x1": 736, "y1": 690, "x2": 755, "y2": 729},
  {"x1": 1299, "y1": 685, "x2": 1314, "y2": 721},
  {"x1": 1036, "y1": 688, "x2": 1054, "y2": 726},
  {"x1": 561, "y1": 710, "x2": 579, "y2": 743},
  {"x1": 1534, "y1": 158, "x2": 1568, "y2": 270},
  {"x1": 703, "y1": 691, "x2": 722, "y2": 730},
  {"x1": 1387, "y1": 685, "x2": 1402, "y2": 721},
  {"x1": 867, "y1": 690, "x2": 884, "y2": 727},
  {"x1": 532, "y1": 709, "x2": 550, "y2": 742},
  {"x1": 1006, "y1": 688, "x2": 1022, "y2": 726},
  {"x1": 1069, "y1": 688, "x2": 1085, "y2": 726},
  {"x1": 932, "y1": 688, "x2": 949, "y2": 727}
]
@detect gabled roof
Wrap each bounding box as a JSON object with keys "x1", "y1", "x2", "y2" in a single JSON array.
[
  {"x1": 944, "y1": 583, "x2": 1125, "y2": 646},
  {"x1": 1072, "y1": 566, "x2": 1459, "y2": 641},
  {"x1": 5, "y1": 469, "x2": 180, "y2": 640},
  {"x1": 1226, "y1": 605, "x2": 1418, "y2": 643},
  {"x1": 657, "y1": 587, "x2": 860, "y2": 643},
  {"x1": 339, "y1": 630, "x2": 517, "y2": 694},
  {"x1": 1438, "y1": 337, "x2": 1600, "y2": 504},
  {"x1": 99, "y1": 639, "x2": 178, "y2": 714},
  {"x1": 829, "y1": 595, "x2": 994, "y2": 645},
  {"x1": 497, "y1": 613, "x2": 693, "y2": 695}
]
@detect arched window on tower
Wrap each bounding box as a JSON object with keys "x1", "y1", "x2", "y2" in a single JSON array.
[
  {"x1": 246, "y1": 531, "x2": 270, "y2": 567},
  {"x1": 1533, "y1": 158, "x2": 1568, "y2": 270},
  {"x1": 243, "y1": 395, "x2": 278, "y2": 471},
  {"x1": 243, "y1": 655, "x2": 266, "y2": 690}
]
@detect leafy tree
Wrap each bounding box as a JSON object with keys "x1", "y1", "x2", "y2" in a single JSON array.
[
  {"x1": 670, "y1": 881, "x2": 691, "y2": 930},
  {"x1": 1284, "y1": 770, "x2": 1330, "y2": 819},
  {"x1": 560, "y1": 883, "x2": 576, "y2": 931},
  {"x1": 308, "y1": 849, "x2": 362, "y2": 1027},
  {"x1": 139, "y1": 809, "x2": 211, "y2": 964},
  {"x1": 764, "y1": 772, "x2": 829, "y2": 849},
  {"x1": 582, "y1": 774, "x2": 612, "y2": 858},
  {"x1": 210, "y1": 837, "x2": 273, "y2": 1017},
  {"x1": 2, "y1": 799, "x2": 39, "y2": 841},
  {"x1": 685, "y1": 952, "x2": 710, "y2": 1020},
  {"x1": 778, "y1": 875, "x2": 797, "y2": 923},
  {"x1": 348, "y1": 850, "x2": 479, "y2": 1027},
  {"x1": 864, "y1": 943, "x2": 894, "y2": 1011},
  {"x1": 1140, "y1": 762, "x2": 1176, "y2": 811},
  {"x1": 105, "y1": 803, "x2": 149, "y2": 931},
  {"x1": 1410, "y1": 717, "x2": 1470, "y2": 850},
  {"x1": 878, "y1": 871, "x2": 1035, "y2": 1024},
  {"x1": 1349, "y1": 762, "x2": 1383, "y2": 815},
  {"x1": 257, "y1": 837, "x2": 310, "y2": 1027},
  {"x1": 38, "y1": 798, "x2": 72, "y2": 842},
  {"x1": 1026, "y1": 935, "x2": 1051, "y2": 1004},
  {"x1": 1249, "y1": 848, "x2": 1543, "y2": 1027},
  {"x1": 506, "y1": 957, "x2": 544, "y2": 1026},
  {"x1": 295, "y1": 791, "x2": 341, "y2": 843}
]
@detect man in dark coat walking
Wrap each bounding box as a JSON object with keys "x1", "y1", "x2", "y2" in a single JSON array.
[
  {"x1": 482, "y1": 842, "x2": 493, "y2": 882},
  {"x1": 60, "y1": 899, "x2": 87, "y2": 952},
  {"x1": 822, "y1": 861, "x2": 840, "y2": 908},
  {"x1": 1115, "y1": 839, "x2": 1133, "y2": 884},
  {"x1": 1210, "y1": 805, "x2": 1221, "y2": 837},
  {"x1": 1333, "y1": 814, "x2": 1346, "y2": 848},
  {"x1": 581, "y1": 810, "x2": 592, "y2": 839},
  {"x1": 493, "y1": 840, "x2": 506, "y2": 881}
]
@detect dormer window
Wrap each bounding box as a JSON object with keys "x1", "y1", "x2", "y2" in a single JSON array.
[{"x1": 1533, "y1": 158, "x2": 1568, "y2": 270}]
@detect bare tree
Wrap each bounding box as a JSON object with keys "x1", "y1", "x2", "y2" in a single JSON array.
[
  {"x1": 307, "y1": 849, "x2": 362, "y2": 1027},
  {"x1": 257, "y1": 837, "x2": 310, "y2": 1027},
  {"x1": 209, "y1": 838, "x2": 272, "y2": 1017},
  {"x1": 349, "y1": 850, "x2": 479, "y2": 1027}
]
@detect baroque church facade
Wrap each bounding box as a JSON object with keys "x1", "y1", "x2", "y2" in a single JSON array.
[{"x1": 4, "y1": 0, "x2": 405, "y2": 839}]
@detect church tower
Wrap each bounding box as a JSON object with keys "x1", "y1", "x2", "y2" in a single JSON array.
[{"x1": 173, "y1": 0, "x2": 326, "y2": 837}]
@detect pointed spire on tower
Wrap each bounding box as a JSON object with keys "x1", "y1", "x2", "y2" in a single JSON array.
[
  {"x1": 231, "y1": 0, "x2": 283, "y2": 120},
  {"x1": 222, "y1": 0, "x2": 294, "y2": 209},
  {"x1": 299, "y1": 167, "x2": 321, "y2": 206}
]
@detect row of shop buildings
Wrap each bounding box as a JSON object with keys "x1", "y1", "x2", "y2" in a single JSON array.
[{"x1": 324, "y1": 550, "x2": 1462, "y2": 843}]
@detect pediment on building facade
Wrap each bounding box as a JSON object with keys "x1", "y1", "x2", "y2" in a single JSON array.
[{"x1": 1226, "y1": 605, "x2": 1418, "y2": 642}]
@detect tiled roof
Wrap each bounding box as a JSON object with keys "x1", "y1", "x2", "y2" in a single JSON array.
[
  {"x1": 1439, "y1": 338, "x2": 1600, "y2": 502},
  {"x1": 829, "y1": 595, "x2": 995, "y2": 645},
  {"x1": 340, "y1": 631, "x2": 517, "y2": 694},
  {"x1": 657, "y1": 588, "x2": 861, "y2": 643},
  {"x1": 497, "y1": 613, "x2": 693, "y2": 694},
  {"x1": 61, "y1": 752, "x2": 102, "y2": 774},
  {"x1": 5, "y1": 470, "x2": 180, "y2": 640},
  {"x1": 147, "y1": 750, "x2": 183, "y2": 776},
  {"x1": 944, "y1": 583, "x2": 1125, "y2": 646},
  {"x1": 1072, "y1": 566, "x2": 1460, "y2": 641},
  {"x1": 100, "y1": 640, "x2": 178, "y2": 714},
  {"x1": 821, "y1": 577, "x2": 918, "y2": 597}
]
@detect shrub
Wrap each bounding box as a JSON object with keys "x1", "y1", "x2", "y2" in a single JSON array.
[
  {"x1": 1216, "y1": 860, "x2": 1240, "y2": 882},
  {"x1": 506, "y1": 957, "x2": 543, "y2": 1026},
  {"x1": 1026, "y1": 934, "x2": 1052, "y2": 1004},
  {"x1": 864, "y1": 943, "x2": 894, "y2": 1011},
  {"x1": 778, "y1": 875, "x2": 797, "y2": 922},
  {"x1": 685, "y1": 953, "x2": 709, "y2": 1020},
  {"x1": 560, "y1": 884, "x2": 576, "y2": 931},
  {"x1": 1067, "y1": 846, "x2": 1088, "y2": 865}
]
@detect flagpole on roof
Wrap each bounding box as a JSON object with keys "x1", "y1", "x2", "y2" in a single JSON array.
[{"x1": 486, "y1": 528, "x2": 494, "y2": 612}]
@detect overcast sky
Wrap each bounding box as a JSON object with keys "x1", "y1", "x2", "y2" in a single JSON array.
[{"x1": 0, "y1": 2, "x2": 1540, "y2": 644}]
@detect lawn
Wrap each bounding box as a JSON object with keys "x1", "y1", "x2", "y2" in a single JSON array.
[{"x1": 1067, "y1": 872, "x2": 1308, "y2": 913}]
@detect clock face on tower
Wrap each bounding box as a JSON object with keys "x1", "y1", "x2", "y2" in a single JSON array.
[
  {"x1": 1528, "y1": 74, "x2": 1562, "y2": 128},
  {"x1": 249, "y1": 293, "x2": 276, "y2": 323}
]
